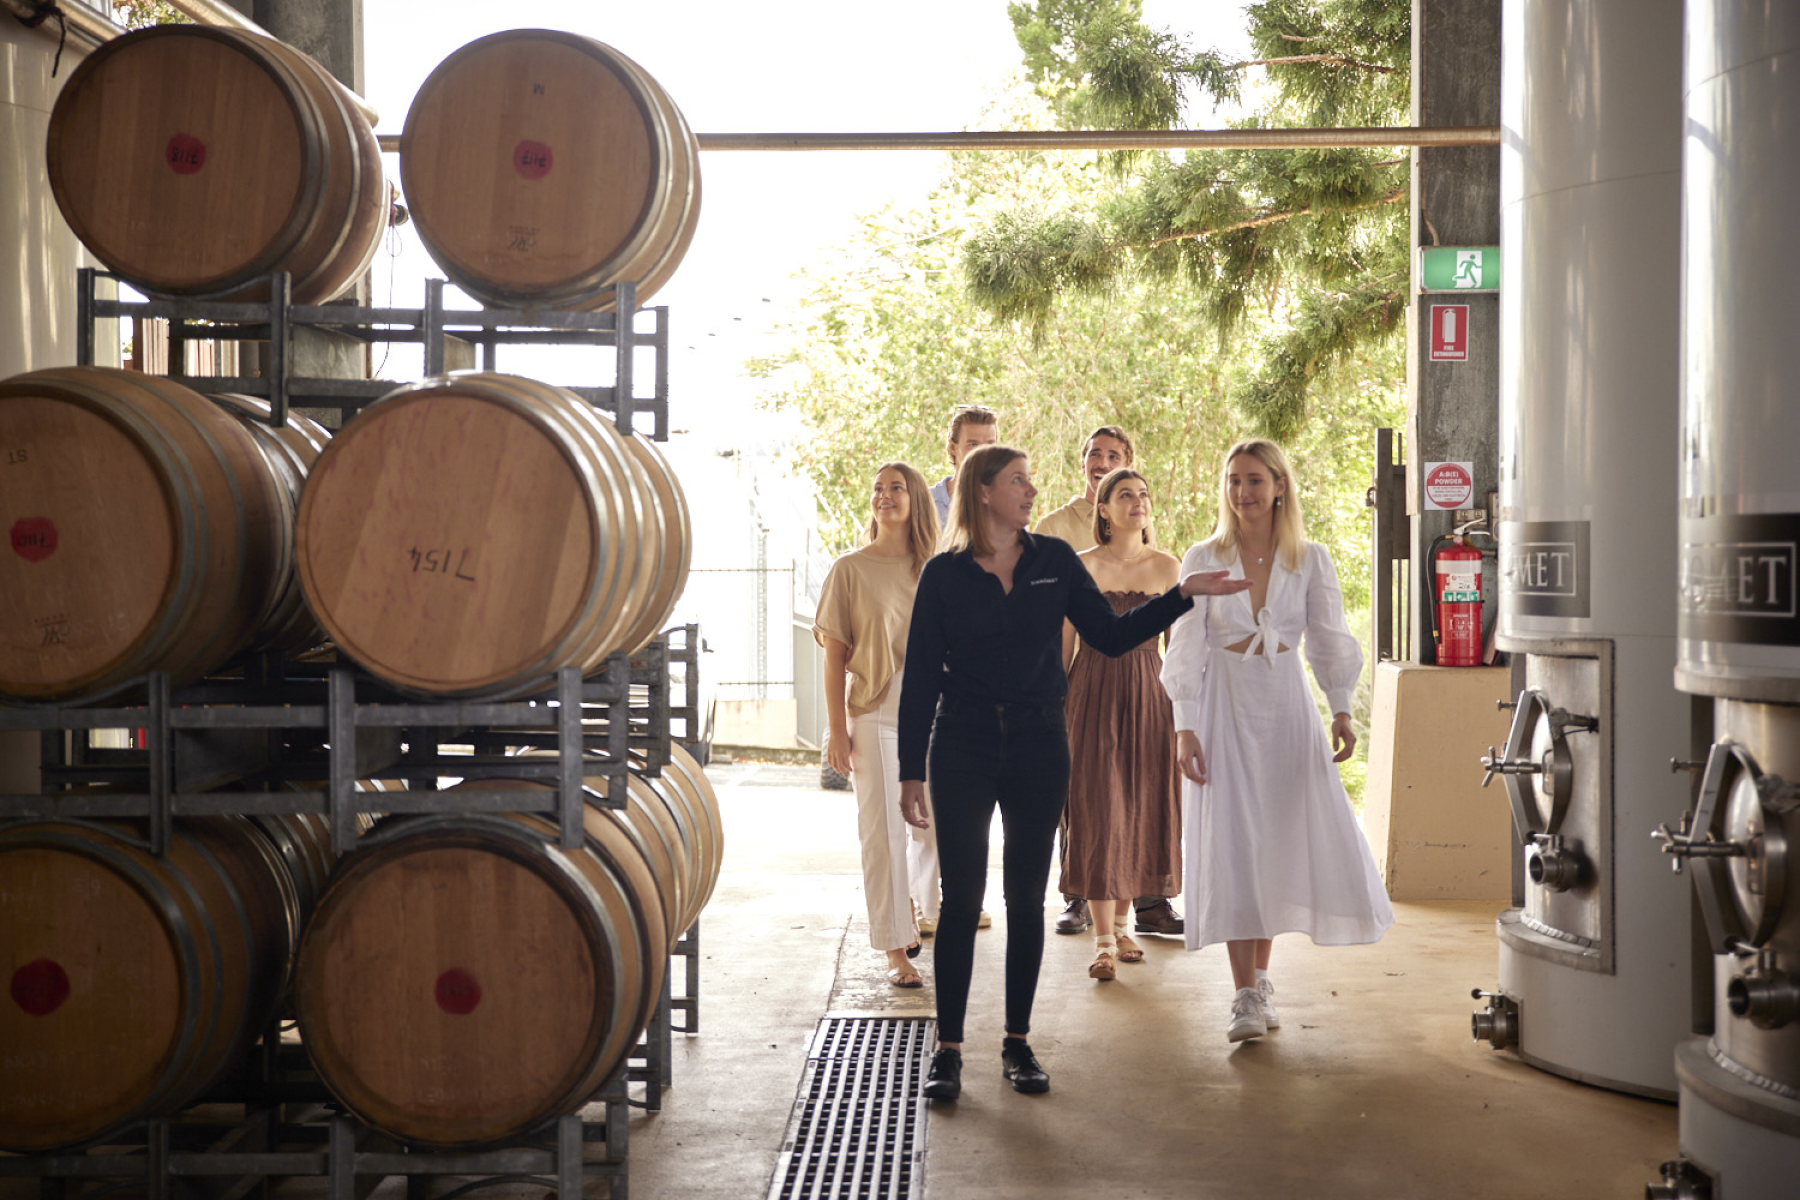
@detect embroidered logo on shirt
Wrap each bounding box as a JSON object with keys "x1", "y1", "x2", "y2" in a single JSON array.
[{"x1": 1029, "y1": 577, "x2": 1059, "y2": 586}]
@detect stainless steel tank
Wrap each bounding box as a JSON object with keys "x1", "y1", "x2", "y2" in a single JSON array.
[
  {"x1": 1650, "y1": 1, "x2": 1800, "y2": 1192},
  {"x1": 1480, "y1": 0, "x2": 1694, "y2": 1098}
]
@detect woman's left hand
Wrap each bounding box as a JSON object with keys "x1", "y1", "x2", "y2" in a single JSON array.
[
  {"x1": 1331, "y1": 713, "x2": 1357, "y2": 763},
  {"x1": 1179, "y1": 569, "x2": 1254, "y2": 598}
]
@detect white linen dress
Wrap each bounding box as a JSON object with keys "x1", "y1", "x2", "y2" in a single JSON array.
[{"x1": 1160, "y1": 538, "x2": 1394, "y2": 951}]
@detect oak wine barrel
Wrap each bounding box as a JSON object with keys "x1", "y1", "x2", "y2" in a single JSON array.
[
  {"x1": 0, "y1": 815, "x2": 325, "y2": 1151},
  {"x1": 294, "y1": 373, "x2": 686, "y2": 697},
  {"x1": 400, "y1": 30, "x2": 701, "y2": 311},
  {"x1": 46, "y1": 25, "x2": 387, "y2": 305},
  {"x1": 0, "y1": 367, "x2": 293, "y2": 701},
  {"x1": 293, "y1": 804, "x2": 666, "y2": 1148}
]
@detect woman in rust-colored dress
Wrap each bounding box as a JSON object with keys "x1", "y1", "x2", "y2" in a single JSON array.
[{"x1": 1060, "y1": 468, "x2": 1184, "y2": 981}]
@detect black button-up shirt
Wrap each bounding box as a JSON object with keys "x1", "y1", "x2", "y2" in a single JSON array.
[{"x1": 897, "y1": 532, "x2": 1193, "y2": 780}]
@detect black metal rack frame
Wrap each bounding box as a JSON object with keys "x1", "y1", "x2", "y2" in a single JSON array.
[{"x1": 76, "y1": 271, "x2": 671, "y2": 440}]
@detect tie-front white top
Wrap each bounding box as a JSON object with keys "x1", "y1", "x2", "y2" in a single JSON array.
[{"x1": 1160, "y1": 537, "x2": 1364, "y2": 731}]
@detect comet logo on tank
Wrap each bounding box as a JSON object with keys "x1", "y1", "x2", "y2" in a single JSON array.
[{"x1": 1680, "y1": 514, "x2": 1800, "y2": 646}]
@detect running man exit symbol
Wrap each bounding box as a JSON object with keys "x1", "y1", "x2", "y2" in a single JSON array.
[{"x1": 1455, "y1": 251, "x2": 1483, "y2": 288}]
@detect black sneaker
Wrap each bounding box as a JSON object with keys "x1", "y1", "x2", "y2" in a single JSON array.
[
  {"x1": 922, "y1": 1048, "x2": 962, "y2": 1101},
  {"x1": 1000, "y1": 1039, "x2": 1050, "y2": 1094}
]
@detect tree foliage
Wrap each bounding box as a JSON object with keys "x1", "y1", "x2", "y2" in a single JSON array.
[
  {"x1": 112, "y1": 1, "x2": 193, "y2": 28},
  {"x1": 973, "y1": 0, "x2": 1411, "y2": 441}
]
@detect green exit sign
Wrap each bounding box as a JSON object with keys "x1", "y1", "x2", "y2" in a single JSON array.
[{"x1": 1418, "y1": 246, "x2": 1500, "y2": 292}]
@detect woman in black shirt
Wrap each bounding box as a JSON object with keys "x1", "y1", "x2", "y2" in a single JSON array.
[{"x1": 898, "y1": 444, "x2": 1247, "y2": 1100}]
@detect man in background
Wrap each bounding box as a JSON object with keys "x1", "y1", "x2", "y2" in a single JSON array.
[
  {"x1": 1032, "y1": 424, "x2": 1185, "y2": 939},
  {"x1": 930, "y1": 405, "x2": 1000, "y2": 525}
]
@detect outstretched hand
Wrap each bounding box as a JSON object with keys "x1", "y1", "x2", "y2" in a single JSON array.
[
  {"x1": 899, "y1": 780, "x2": 931, "y2": 829},
  {"x1": 1179, "y1": 569, "x2": 1253, "y2": 599}
]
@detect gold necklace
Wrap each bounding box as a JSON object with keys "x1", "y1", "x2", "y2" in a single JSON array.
[{"x1": 1099, "y1": 541, "x2": 1148, "y2": 566}]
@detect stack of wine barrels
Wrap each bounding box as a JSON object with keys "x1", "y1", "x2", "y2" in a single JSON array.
[
  {"x1": 0, "y1": 367, "x2": 325, "y2": 701},
  {"x1": 294, "y1": 371, "x2": 691, "y2": 697},
  {"x1": 45, "y1": 25, "x2": 386, "y2": 305},
  {"x1": 291, "y1": 745, "x2": 721, "y2": 1147},
  {"x1": 0, "y1": 814, "x2": 335, "y2": 1152},
  {"x1": 400, "y1": 29, "x2": 701, "y2": 311}
]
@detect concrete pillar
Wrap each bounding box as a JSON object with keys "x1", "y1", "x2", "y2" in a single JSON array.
[
  {"x1": 247, "y1": 0, "x2": 362, "y2": 94},
  {"x1": 1407, "y1": 0, "x2": 1502, "y2": 662}
]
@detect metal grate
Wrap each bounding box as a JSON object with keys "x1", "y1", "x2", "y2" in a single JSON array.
[{"x1": 768, "y1": 1017, "x2": 934, "y2": 1200}]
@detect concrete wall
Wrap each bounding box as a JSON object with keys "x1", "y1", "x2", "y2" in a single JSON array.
[{"x1": 1364, "y1": 661, "x2": 1514, "y2": 900}]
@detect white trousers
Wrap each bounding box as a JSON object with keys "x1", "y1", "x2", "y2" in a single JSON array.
[{"x1": 851, "y1": 669, "x2": 940, "y2": 950}]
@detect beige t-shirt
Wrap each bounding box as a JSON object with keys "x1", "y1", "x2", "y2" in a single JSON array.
[
  {"x1": 1032, "y1": 495, "x2": 1096, "y2": 551},
  {"x1": 813, "y1": 549, "x2": 920, "y2": 717}
]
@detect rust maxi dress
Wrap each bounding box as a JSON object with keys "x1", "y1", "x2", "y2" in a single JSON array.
[{"x1": 1059, "y1": 591, "x2": 1182, "y2": 902}]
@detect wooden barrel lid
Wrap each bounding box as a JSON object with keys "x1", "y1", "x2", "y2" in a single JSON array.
[
  {"x1": 296, "y1": 380, "x2": 608, "y2": 695},
  {"x1": 401, "y1": 30, "x2": 671, "y2": 300},
  {"x1": 0, "y1": 391, "x2": 174, "y2": 696},
  {"x1": 46, "y1": 26, "x2": 316, "y2": 295},
  {"x1": 294, "y1": 823, "x2": 631, "y2": 1147},
  {"x1": 0, "y1": 841, "x2": 181, "y2": 1151}
]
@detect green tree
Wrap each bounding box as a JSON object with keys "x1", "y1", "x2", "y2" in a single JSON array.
[
  {"x1": 112, "y1": 1, "x2": 193, "y2": 28},
  {"x1": 971, "y1": 0, "x2": 1411, "y2": 442}
]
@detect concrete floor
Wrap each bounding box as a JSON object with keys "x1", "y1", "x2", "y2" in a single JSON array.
[{"x1": 627, "y1": 759, "x2": 1678, "y2": 1200}]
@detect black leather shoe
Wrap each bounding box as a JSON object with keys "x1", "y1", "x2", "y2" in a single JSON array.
[
  {"x1": 1054, "y1": 897, "x2": 1091, "y2": 934},
  {"x1": 1133, "y1": 897, "x2": 1184, "y2": 936},
  {"x1": 923, "y1": 1048, "x2": 962, "y2": 1101},
  {"x1": 1000, "y1": 1039, "x2": 1050, "y2": 1093}
]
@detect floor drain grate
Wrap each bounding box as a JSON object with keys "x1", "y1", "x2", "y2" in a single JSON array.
[{"x1": 767, "y1": 1016, "x2": 935, "y2": 1200}]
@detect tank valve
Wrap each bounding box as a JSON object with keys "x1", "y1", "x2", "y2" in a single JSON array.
[
  {"x1": 1644, "y1": 1156, "x2": 1712, "y2": 1200},
  {"x1": 1470, "y1": 987, "x2": 1518, "y2": 1050},
  {"x1": 1526, "y1": 834, "x2": 1582, "y2": 892},
  {"x1": 1481, "y1": 745, "x2": 1542, "y2": 789},
  {"x1": 1725, "y1": 954, "x2": 1800, "y2": 1031},
  {"x1": 1651, "y1": 813, "x2": 1745, "y2": 876}
]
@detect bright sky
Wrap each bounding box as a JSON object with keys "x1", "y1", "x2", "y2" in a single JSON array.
[{"x1": 359, "y1": 0, "x2": 1255, "y2": 449}]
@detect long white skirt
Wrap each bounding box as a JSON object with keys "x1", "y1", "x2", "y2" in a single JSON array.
[{"x1": 1181, "y1": 645, "x2": 1394, "y2": 951}]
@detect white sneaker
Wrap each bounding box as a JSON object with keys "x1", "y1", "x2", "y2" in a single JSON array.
[
  {"x1": 1256, "y1": 976, "x2": 1281, "y2": 1029},
  {"x1": 1228, "y1": 988, "x2": 1267, "y2": 1042}
]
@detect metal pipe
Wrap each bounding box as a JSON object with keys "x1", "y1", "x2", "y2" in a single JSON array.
[{"x1": 373, "y1": 125, "x2": 1496, "y2": 155}]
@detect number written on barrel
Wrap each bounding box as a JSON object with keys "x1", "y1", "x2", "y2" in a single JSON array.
[{"x1": 408, "y1": 546, "x2": 476, "y2": 582}]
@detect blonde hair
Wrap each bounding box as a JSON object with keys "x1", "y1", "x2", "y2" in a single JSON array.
[
  {"x1": 1091, "y1": 467, "x2": 1155, "y2": 547},
  {"x1": 862, "y1": 461, "x2": 939, "y2": 578},
  {"x1": 942, "y1": 444, "x2": 1027, "y2": 558},
  {"x1": 1210, "y1": 439, "x2": 1306, "y2": 570}
]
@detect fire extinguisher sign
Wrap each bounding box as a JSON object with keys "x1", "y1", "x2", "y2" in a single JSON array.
[
  {"x1": 1430, "y1": 303, "x2": 1469, "y2": 361},
  {"x1": 1423, "y1": 461, "x2": 1475, "y2": 511}
]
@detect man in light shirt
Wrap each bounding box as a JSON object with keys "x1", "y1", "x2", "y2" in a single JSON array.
[
  {"x1": 1031, "y1": 425, "x2": 1132, "y2": 550},
  {"x1": 1032, "y1": 424, "x2": 1185, "y2": 939},
  {"x1": 929, "y1": 405, "x2": 1000, "y2": 526}
]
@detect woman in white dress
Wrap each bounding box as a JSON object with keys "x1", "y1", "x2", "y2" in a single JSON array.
[
  {"x1": 816, "y1": 462, "x2": 941, "y2": 988},
  {"x1": 1160, "y1": 439, "x2": 1393, "y2": 1042}
]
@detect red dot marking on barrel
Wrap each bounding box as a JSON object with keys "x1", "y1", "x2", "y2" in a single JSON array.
[
  {"x1": 434, "y1": 968, "x2": 482, "y2": 1014},
  {"x1": 11, "y1": 959, "x2": 71, "y2": 1016},
  {"x1": 513, "y1": 140, "x2": 553, "y2": 180},
  {"x1": 165, "y1": 133, "x2": 207, "y2": 175},
  {"x1": 10, "y1": 517, "x2": 57, "y2": 562}
]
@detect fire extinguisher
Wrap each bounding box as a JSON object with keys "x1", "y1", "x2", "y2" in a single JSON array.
[{"x1": 1432, "y1": 532, "x2": 1485, "y2": 667}]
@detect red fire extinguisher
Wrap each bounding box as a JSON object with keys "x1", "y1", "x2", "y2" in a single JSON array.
[{"x1": 1434, "y1": 535, "x2": 1484, "y2": 667}]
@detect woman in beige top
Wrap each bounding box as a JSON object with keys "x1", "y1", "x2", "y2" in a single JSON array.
[{"x1": 815, "y1": 462, "x2": 941, "y2": 987}]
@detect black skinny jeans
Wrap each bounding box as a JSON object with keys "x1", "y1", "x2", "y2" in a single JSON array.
[{"x1": 927, "y1": 697, "x2": 1071, "y2": 1045}]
